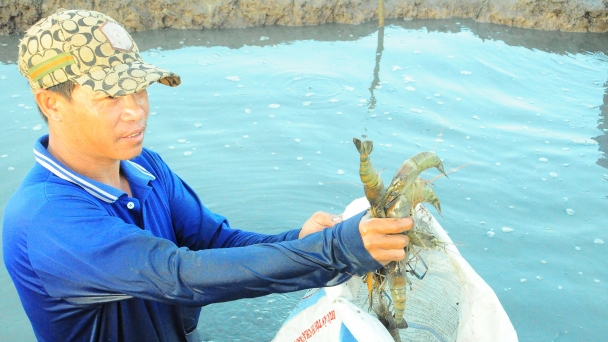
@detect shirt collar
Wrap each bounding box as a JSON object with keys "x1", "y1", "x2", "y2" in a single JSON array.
[{"x1": 33, "y1": 135, "x2": 155, "y2": 203}]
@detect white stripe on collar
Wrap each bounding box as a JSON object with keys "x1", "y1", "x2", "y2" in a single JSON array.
[
  {"x1": 126, "y1": 160, "x2": 156, "y2": 180},
  {"x1": 34, "y1": 149, "x2": 119, "y2": 203}
]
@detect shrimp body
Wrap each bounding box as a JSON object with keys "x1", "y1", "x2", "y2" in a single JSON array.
[
  {"x1": 407, "y1": 230, "x2": 443, "y2": 250},
  {"x1": 353, "y1": 138, "x2": 386, "y2": 210},
  {"x1": 380, "y1": 151, "x2": 447, "y2": 209},
  {"x1": 409, "y1": 180, "x2": 442, "y2": 216},
  {"x1": 384, "y1": 195, "x2": 411, "y2": 218},
  {"x1": 387, "y1": 260, "x2": 408, "y2": 326},
  {"x1": 385, "y1": 179, "x2": 441, "y2": 218}
]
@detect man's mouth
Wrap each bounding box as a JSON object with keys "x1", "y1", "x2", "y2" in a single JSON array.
[
  {"x1": 123, "y1": 128, "x2": 145, "y2": 139},
  {"x1": 125, "y1": 131, "x2": 142, "y2": 138}
]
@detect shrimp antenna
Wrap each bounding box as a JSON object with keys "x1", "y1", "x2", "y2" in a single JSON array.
[{"x1": 427, "y1": 163, "x2": 468, "y2": 183}]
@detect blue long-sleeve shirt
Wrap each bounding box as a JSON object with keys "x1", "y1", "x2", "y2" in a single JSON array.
[{"x1": 2, "y1": 135, "x2": 380, "y2": 342}]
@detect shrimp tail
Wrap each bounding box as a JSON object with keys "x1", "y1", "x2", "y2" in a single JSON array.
[
  {"x1": 387, "y1": 260, "x2": 408, "y2": 326},
  {"x1": 353, "y1": 138, "x2": 386, "y2": 208},
  {"x1": 353, "y1": 137, "x2": 372, "y2": 155}
]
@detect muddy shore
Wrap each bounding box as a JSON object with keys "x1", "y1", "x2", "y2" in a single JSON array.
[{"x1": 1, "y1": 0, "x2": 607, "y2": 36}]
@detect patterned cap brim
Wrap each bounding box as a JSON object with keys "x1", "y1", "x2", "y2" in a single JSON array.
[{"x1": 72, "y1": 61, "x2": 181, "y2": 97}]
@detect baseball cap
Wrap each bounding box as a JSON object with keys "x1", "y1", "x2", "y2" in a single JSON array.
[{"x1": 18, "y1": 9, "x2": 181, "y2": 96}]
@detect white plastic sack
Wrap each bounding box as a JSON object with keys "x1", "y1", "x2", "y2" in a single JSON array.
[
  {"x1": 272, "y1": 277, "x2": 392, "y2": 342},
  {"x1": 273, "y1": 197, "x2": 518, "y2": 342}
]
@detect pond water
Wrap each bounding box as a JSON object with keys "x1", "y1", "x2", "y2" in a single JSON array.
[{"x1": 0, "y1": 18, "x2": 607, "y2": 341}]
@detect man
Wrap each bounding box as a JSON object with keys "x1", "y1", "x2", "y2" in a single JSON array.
[{"x1": 2, "y1": 9, "x2": 412, "y2": 342}]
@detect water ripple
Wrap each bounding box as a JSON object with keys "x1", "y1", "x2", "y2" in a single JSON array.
[
  {"x1": 508, "y1": 258, "x2": 527, "y2": 269},
  {"x1": 284, "y1": 72, "x2": 346, "y2": 99}
]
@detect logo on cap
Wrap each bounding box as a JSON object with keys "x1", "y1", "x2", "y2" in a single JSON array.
[{"x1": 99, "y1": 21, "x2": 133, "y2": 52}]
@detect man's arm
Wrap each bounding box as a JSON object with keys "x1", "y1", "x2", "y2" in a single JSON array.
[{"x1": 26, "y1": 199, "x2": 385, "y2": 307}]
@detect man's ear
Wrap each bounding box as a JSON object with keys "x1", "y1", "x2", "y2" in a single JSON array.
[{"x1": 34, "y1": 89, "x2": 65, "y2": 122}]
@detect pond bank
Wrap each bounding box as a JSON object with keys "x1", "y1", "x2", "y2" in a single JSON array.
[{"x1": 1, "y1": 0, "x2": 607, "y2": 36}]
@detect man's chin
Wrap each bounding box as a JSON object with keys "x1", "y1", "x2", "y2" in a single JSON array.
[{"x1": 120, "y1": 145, "x2": 144, "y2": 161}]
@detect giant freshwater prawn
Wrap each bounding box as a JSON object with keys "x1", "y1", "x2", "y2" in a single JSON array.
[{"x1": 353, "y1": 137, "x2": 452, "y2": 341}]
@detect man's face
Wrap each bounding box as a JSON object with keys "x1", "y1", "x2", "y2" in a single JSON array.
[{"x1": 58, "y1": 85, "x2": 150, "y2": 163}]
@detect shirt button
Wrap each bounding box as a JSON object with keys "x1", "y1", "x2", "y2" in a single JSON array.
[{"x1": 127, "y1": 202, "x2": 135, "y2": 209}]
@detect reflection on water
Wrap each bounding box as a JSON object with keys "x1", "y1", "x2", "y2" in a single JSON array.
[
  {"x1": 1, "y1": 18, "x2": 607, "y2": 342},
  {"x1": 368, "y1": 26, "x2": 384, "y2": 110},
  {"x1": 594, "y1": 84, "x2": 607, "y2": 170}
]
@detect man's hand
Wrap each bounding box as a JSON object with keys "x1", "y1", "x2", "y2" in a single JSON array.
[
  {"x1": 299, "y1": 211, "x2": 343, "y2": 239},
  {"x1": 359, "y1": 212, "x2": 413, "y2": 266}
]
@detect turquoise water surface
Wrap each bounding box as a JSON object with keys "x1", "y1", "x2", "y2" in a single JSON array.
[{"x1": 0, "y1": 19, "x2": 607, "y2": 341}]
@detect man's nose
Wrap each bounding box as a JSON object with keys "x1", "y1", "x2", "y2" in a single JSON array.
[{"x1": 121, "y1": 93, "x2": 147, "y2": 121}]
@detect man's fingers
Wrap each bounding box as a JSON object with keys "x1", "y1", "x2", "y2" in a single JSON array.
[
  {"x1": 300, "y1": 211, "x2": 344, "y2": 238},
  {"x1": 311, "y1": 211, "x2": 342, "y2": 227},
  {"x1": 362, "y1": 233, "x2": 409, "y2": 251},
  {"x1": 360, "y1": 216, "x2": 413, "y2": 236},
  {"x1": 369, "y1": 216, "x2": 414, "y2": 234},
  {"x1": 371, "y1": 249, "x2": 407, "y2": 266},
  {"x1": 359, "y1": 215, "x2": 413, "y2": 264},
  {"x1": 361, "y1": 232, "x2": 410, "y2": 265}
]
